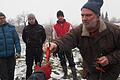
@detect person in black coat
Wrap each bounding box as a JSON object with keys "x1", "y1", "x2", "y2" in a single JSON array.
[{"x1": 22, "y1": 13, "x2": 46, "y2": 79}]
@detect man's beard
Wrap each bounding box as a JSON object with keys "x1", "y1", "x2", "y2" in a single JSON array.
[{"x1": 83, "y1": 18, "x2": 98, "y2": 29}]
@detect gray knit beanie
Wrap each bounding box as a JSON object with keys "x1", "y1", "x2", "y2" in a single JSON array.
[{"x1": 81, "y1": 0, "x2": 103, "y2": 16}]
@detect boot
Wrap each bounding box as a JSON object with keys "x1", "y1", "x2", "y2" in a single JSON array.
[
  {"x1": 61, "y1": 66, "x2": 68, "y2": 79},
  {"x1": 71, "y1": 67, "x2": 78, "y2": 80}
]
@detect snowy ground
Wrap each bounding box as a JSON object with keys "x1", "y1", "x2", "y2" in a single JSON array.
[
  {"x1": 14, "y1": 42, "x2": 83, "y2": 80},
  {"x1": 14, "y1": 40, "x2": 120, "y2": 80}
]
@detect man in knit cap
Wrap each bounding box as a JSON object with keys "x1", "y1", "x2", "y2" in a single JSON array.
[
  {"x1": 52, "y1": 10, "x2": 77, "y2": 80},
  {"x1": 43, "y1": 0, "x2": 120, "y2": 80}
]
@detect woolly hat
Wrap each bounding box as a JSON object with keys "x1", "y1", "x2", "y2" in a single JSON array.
[
  {"x1": 81, "y1": 0, "x2": 103, "y2": 16},
  {"x1": 0, "y1": 12, "x2": 6, "y2": 17},
  {"x1": 27, "y1": 13, "x2": 36, "y2": 19},
  {"x1": 57, "y1": 10, "x2": 64, "y2": 17}
]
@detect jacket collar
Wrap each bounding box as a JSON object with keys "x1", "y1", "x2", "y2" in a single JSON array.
[{"x1": 81, "y1": 18, "x2": 107, "y2": 36}]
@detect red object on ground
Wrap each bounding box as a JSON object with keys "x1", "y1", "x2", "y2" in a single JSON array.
[
  {"x1": 34, "y1": 63, "x2": 52, "y2": 79},
  {"x1": 34, "y1": 43, "x2": 51, "y2": 79},
  {"x1": 34, "y1": 64, "x2": 41, "y2": 71}
]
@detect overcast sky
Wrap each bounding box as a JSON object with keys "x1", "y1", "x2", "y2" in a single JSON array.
[{"x1": 0, "y1": 0, "x2": 120, "y2": 25}]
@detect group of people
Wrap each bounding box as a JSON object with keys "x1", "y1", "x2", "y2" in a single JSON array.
[
  {"x1": 0, "y1": 0, "x2": 120, "y2": 80},
  {"x1": 0, "y1": 12, "x2": 46, "y2": 80}
]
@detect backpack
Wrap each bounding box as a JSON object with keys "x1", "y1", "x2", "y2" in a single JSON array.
[{"x1": 27, "y1": 71, "x2": 46, "y2": 80}]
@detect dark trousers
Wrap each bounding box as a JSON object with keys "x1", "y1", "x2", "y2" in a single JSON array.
[
  {"x1": 87, "y1": 71, "x2": 119, "y2": 80},
  {"x1": 0, "y1": 56, "x2": 16, "y2": 80},
  {"x1": 58, "y1": 50, "x2": 75, "y2": 68},
  {"x1": 26, "y1": 47, "x2": 43, "y2": 79}
]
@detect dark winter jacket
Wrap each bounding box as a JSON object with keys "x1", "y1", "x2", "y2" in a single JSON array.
[
  {"x1": 54, "y1": 19, "x2": 120, "y2": 79},
  {"x1": 22, "y1": 21, "x2": 46, "y2": 48},
  {"x1": 0, "y1": 23, "x2": 21, "y2": 57}
]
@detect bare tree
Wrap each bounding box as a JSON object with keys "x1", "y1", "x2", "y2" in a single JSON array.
[
  {"x1": 16, "y1": 12, "x2": 27, "y2": 26},
  {"x1": 101, "y1": 12, "x2": 104, "y2": 20},
  {"x1": 7, "y1": 18, "x2": 16, "y2": 25},
  {"x1": 104, "y1": 12, "x2": 109, "y2": 22},
  {"x1": 16, "y1": 12, "x2": 28, "y2": 34}
]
